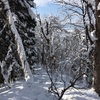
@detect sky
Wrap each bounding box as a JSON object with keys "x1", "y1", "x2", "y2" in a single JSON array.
[{"x1": 34, "y1": 0, "x2": 60, "y2": 16}]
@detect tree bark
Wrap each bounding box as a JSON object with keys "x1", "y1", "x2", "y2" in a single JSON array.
[
  {"x1": 0, "y1": 66, "x2": 4, "y2": 84},
  {"x1": 94, "y1": 0, "x2": 100, "y2": 95}
]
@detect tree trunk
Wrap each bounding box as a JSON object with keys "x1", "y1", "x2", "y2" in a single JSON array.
[
  {"x1": 94, "y1": 0, "x2": 100, "y2": 95},
  {"x1": 0, "y1": 66, "x2": 4, "y2": 84}
]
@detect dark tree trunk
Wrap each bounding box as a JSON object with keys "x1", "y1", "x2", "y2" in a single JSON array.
[
  {"x1": 0, "y1": 66, "x2": 4, "y2": 84},
  {"x1": 94, "y1": 0, "x2": 100, "y2": 95}
]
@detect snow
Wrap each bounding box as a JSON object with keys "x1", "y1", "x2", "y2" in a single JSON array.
[
  {"x1": 89, "y1": 30, "x2": 97, "y2": 42},
  {"x1": 97, "y1": 2, "x2": 100, "y2": 10},
  {"x1": 0, "y1": 81, "x2": 56, "y2": 100},
  {"x1": 0, "y1": 65, "x2": 100, "y2": 100},
  {"x1": 62, "y1": 88, "x2": 99, "y2": 100}
]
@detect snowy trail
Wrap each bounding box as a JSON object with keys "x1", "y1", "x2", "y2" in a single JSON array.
[
  {"x1": 0, "y1": 81, "x2": 56, "y2": 100},
  {"x1": 33, "y1": 65, "x2": 100, "y2": 100},
  {"x1": 0, "y1": 65, "x2": 100, "y2": 100}
]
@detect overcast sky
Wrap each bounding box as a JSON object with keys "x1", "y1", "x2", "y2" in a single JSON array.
[{"x1": 34, "y1": 0, "x2": 59, "y2": 16}]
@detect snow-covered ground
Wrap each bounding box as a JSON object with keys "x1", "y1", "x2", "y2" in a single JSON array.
[
  {"x1": 62, "y1": 88, "x2": 99, "y2": 100},
  {"x1": 0, "y1": 65, "x2": 100, "y2": 100},
  {"x1": 0, "y1": 81, "x2": 56, "y2": 100}
]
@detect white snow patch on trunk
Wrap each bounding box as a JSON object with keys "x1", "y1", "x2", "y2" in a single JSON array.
[{"x1": 97, "y1": 2, "x2": 100, "y2": 10}]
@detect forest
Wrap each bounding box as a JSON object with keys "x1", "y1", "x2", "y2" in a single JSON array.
[{"x1": 0, "y1": 0, "x2": 100, "y2": 100}]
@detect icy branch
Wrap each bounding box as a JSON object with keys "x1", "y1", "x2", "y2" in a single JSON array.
[{"x1": 0, "y1": 23, "x2": 7, "y2": 35}]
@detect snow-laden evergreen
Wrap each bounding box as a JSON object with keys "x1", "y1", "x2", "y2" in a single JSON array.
[{"x1": 1, "y1": 0, "x2": 33, "y2": 81}]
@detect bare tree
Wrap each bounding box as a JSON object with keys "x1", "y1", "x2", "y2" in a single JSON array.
[
  {"x1": 55, "y1": 0, "x2": 96, "y2": 88},
  {"x1": 35, "y1": 15, "x2": 84, "y2": 99}
]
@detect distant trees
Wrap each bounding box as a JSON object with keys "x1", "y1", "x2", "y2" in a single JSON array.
[
  {"x1": 35, "y1": 14, "x2": 85, "y2": 99},
  {"x1": 35, "y1": 15, "x2": 81, "y2": 71},
  {"x1": 55, "y1": 0, "x2": 100, "y2": 96},
  {"x1": 54, "y1": 0, "x2": 94, "y2": 87},
  {"x1": 0, "y1": 0, "x2": 36, "y2": 85}
]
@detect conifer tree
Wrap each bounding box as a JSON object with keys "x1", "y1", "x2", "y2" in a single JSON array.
[{"x1": 0, "y1": 0, "x2": 36, "y2": 84}]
